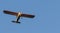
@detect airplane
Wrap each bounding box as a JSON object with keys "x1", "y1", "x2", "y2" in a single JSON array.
[{"x1": 3, "y1": 10, "x2": 35, "y2": 23}]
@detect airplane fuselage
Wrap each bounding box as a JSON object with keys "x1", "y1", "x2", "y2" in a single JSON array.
[
  {"x1": 12, "y1": 12, "x2": 21, "y2": 23},
  {"x1": 15, "y1": 12, "x2": 21, "y2": 23}
]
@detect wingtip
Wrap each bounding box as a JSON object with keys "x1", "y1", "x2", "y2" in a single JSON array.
[
  {"x1": 3, "y1": 10, "x2": 7, "y2": 13},
  {"x1": 31, "y1": 15, "x2": 35, "y2": 18},
  {"x1": 3, "y1": 10, "x2": 9, "y2": 14}
]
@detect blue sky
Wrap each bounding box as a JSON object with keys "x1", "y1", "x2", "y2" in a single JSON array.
[{"x1": 0, "y1": 0, "x2": 59, "y2": 33}]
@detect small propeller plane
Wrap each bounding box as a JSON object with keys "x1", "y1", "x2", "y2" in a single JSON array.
[{"x1": 3, "y1": 10, "x2": 35, "y2": 23}]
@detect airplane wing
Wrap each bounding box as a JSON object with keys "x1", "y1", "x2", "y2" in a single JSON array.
[
  {"x1": 3, "y1": 10, "x2": 35, "y2": 18},
  {"x1": 21, "y1": 14, "x2": 35, "y2": 18},
  {"x1": 3, "y1": 10, "x2": 18, "y2": 16}
]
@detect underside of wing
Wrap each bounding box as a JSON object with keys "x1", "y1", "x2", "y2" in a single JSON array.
[
  {"x1": 21, "y1": 14, "x2": 35, "y2": 18},
  {"x1": 3, "y1": 10, "x2": 18, "y2": 16}
]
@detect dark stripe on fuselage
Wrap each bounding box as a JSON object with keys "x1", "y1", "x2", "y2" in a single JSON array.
[{"x1": 16, "y1": 15, "x2": 20, "y2": 22}]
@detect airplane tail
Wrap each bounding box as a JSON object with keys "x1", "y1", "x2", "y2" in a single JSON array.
[{"x1": 12, "y1": 21, "x2": 20, "y2": 23}]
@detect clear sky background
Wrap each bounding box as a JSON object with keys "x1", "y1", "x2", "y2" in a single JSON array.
[{"x1": 0, "y1": 0, "x2": 59, "y2": 33}]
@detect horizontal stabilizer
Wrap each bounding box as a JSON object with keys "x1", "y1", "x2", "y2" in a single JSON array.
[{"x1": 12, "y1": 21, "x2": 20, "y2": 23}]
